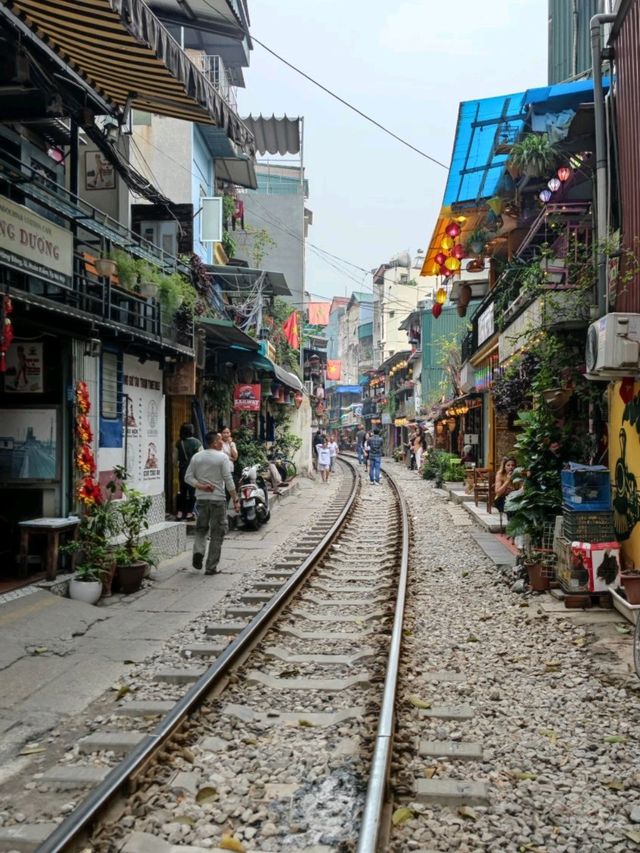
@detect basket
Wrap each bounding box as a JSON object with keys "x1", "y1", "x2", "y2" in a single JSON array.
[
  {"x1": 561, "y1": 508, "x2": 616, "y2": 543},
  {"x1": 561, "y1": 467, "x2": 611, "y2": 512}
]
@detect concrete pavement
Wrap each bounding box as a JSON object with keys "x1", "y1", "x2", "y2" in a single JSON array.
[{"x1": 0, "y1": 473, "x2": 339, "y2": 775}]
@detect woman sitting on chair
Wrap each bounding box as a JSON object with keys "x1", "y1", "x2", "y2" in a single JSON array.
[{"x1": 494, "y1": 456, "x2": 517, "y2": 521}]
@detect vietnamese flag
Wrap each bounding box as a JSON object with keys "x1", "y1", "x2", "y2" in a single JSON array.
[
  {"x1": 282, "y1": 311, "x2": 299, "y2": 349},
  {"x1": 326, "y1": 359, "x2": 341, "y2": 380}
]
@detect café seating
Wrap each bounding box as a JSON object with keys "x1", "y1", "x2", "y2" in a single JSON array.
[{"x1": 473, "y1": 468, "x2": 495, "y2": 513}]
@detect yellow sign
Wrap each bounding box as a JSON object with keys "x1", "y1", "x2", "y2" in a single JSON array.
[{"x1": 0, "y1": 196, "x2": 73, "y2": 286}]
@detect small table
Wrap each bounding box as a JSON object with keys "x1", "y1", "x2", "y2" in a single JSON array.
[{"x1": 18, "y1": 517, "x2": 80, "y2": 580}]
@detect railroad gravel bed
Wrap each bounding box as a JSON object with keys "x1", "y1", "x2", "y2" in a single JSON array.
[{"x1": 387, "y1": 463, "x2": 640, "y2": 853}]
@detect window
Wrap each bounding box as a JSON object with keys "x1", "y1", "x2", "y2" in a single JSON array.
[
  {"x1": 389, "y1": 311, "x2": 395, "y2": 318},
  {"x1": 400, "y1": 274, "x2": 408, "y2": 283},
  {"x1": 101, "y1": 352, "x2": 119, "y2": 419}
]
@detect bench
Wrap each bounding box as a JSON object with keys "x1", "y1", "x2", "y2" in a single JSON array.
[{"x1": 18, "y1": 517, "x2": 80, "y2": 580}]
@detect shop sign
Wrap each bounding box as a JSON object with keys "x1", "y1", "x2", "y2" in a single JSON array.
[
  {"x1": 477, "y1": 303, "x2": 494, "y2": 345},
  {"x1": 0, "y1": 196, "x2": 73, "y2": 287},
  {"x1": 123, "y1": 358, "x2": 164, "y2": 495},
  {"x1": 233, "y1": 384, "x2": 261, "y2": 411},
  {"x1": 165, "y1": 360, "x2": 196, "y2": 396}
]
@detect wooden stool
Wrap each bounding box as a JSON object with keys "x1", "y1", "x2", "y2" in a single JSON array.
[{"x1": 18, "y1": 517, "x2": 80, "y2": 580}]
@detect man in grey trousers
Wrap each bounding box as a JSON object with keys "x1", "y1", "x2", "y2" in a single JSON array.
[{"x1": 184, "y1": 431, "x2": 240, "y2": 574}]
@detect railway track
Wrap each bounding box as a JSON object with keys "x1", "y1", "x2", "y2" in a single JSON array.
[{"x1": 4, "y1": 457, "x2": 411, "y2": 853}]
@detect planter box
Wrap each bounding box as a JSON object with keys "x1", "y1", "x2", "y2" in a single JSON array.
[{"x1": 611, "y1": 586, "x2": 640, "y2": 625}]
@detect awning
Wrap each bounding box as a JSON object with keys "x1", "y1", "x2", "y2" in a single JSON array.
[
  {"x1": 213, "y1": 155, "x2": 257, "y2": 190},
  {"x1": 207, "y1": 264, "x2": 291, "y2": 297},
  {"x1": 242, "y1": 115, "x2": 301, "y2": 156},
  {"x1": 272, "y1": 362, "x2": 305, "y2": 393},
  {"x1": 3, "y1": 0, "x2": 255, "y2": 154},
  {"x1": 198, "y1": 318, "x2": 258, "y2": 350}
]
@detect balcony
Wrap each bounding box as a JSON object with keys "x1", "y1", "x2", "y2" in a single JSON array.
[
  {"x1": 0, "y1": 151, "x2": 194, "y2": 354},
  {"x1": 197, "y1": 55, "x2": 238, "y2": 112},
  {"x1": 467, "y1": 202, "x2": 593, "y2": 363}
]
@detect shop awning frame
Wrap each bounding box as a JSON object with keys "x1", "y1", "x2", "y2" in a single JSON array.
[
  {"x1": 198, "y1": 318, "x2": 258, "y2": 350},
  {"x1": 2, "y1": 0, "x2": 255, "y2": 155}
]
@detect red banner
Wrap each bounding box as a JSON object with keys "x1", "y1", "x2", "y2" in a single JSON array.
[
  {"x1": 233, "y1": 384, "x2": 261, "y2": 411},
  {"x1": 326, "y1": 359, "x2": 341, "y2": 380}
]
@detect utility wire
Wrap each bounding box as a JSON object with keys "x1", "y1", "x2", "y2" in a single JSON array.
[{"x1": 196, "y1": 0, "x2": 448, "y2": 168}]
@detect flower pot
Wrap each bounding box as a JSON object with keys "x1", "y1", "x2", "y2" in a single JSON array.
[
  {"x1": 620, "y1": 574, "x2": 640, "y2": 605},
  {"x1": 140, "y1": 281, "x2": 159, "y2": 299},
  {"x1": 526, "y1": 562, "x2": 551, "y2": 592},
  {"x1": 116, "y1": 561, "x2": 147, "y2": 595},
  {"x1": 95, "y1": 258, "x2": 117, "y2": 278},
  {"x1": 69, "y1": 578, "x2": 103, "y2": 605}
]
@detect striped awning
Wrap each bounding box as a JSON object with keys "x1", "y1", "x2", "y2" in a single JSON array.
[{"x1": 2, "y1": 0, "x2": 255, "y2": 155}]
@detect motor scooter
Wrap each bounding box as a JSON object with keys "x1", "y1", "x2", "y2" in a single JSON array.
[{"x1": 234, "y1": 464, "x2": 270, "y2": 530}]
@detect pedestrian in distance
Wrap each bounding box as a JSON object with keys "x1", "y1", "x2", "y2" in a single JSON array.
[
  {"x1": 184, "y1": 431, "x2": 240, "y2": 574},
  {"x1": 328, "y1": 432, "x2": 339, "y2": 473},
  {"x1": 174, "y1": 423, "x2": 202, "y2": 521},
  {"x1": 316, "y1": 437, "x2": 332, "y2": 483},
  {"x1": 312, "y1": 429, "x2": 324, "y2": 472},
  {"x1": 367, "y1": 427, "x2": 384, "y2": 484},
  {"x1": 355, "y1": 423, "x2": 366, "y2": 466}
]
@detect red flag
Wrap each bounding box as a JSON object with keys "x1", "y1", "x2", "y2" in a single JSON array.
[
  {"x1": 282, "y1": 311, "x2": 299, "y2": 349},
  {"x1": 326, "y1": 359, "x2": 341, "y2": 380}
]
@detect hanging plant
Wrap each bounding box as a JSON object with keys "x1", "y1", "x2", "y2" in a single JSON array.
[{"x1": 508, "y1": 133, "x2": 560, "y2": 179}]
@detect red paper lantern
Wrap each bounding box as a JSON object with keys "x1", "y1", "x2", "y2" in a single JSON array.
[
  {"x1": 452, "y1": 244, "x2": 465, "y2": 260},
  {"x1": 294, "y1": 391, "x2": 303, "y2": 409},
  {"x1": 434, "y1": 252, "x2": 447, "y2": 266},
  {"x1": 557, "y1": 166, "x2": 572, "y2": 182},
  {"x1": 439, "y1": 264, "x2": 449, "y2": 277},
  {"x1": 458, "y1": 284, "x2": 472, "y2": 307},
  {"x1": 445, "y1": 222, "x2": 461, "y2": 238},
  {"x1": 431, "y1": 302, "x2": 442, "y2": 319}
]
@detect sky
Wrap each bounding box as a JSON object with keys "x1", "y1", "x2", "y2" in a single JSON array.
[{"x1": 237, "y1": 1, "x2": 548, "y2": 302}]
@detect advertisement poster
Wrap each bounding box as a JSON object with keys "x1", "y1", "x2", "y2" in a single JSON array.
[
  {"x1": 123, "y1": 355, "x2": 164, "y2": 495},
  {"x1": 5, "y1": 342, "x2": 43, "y2": 393},
  {"x1": 234, "y1": 384, "x2": 261, "y2": 411},
  {"x1": 0, "y1": 407, "x2": 57, "y2": 480}
]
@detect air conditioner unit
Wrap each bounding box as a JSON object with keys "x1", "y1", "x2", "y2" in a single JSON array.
[{"x1": 585, "y1": 313, "x2": 640, "y2": 378}]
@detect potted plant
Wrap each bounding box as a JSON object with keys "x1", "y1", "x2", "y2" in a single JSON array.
[
  {"x1": 508, "y1": 133, "x2": 559, "y2": 179},
  {"x1": 95, "y1": 256, "x2": 117, "y2": 278},
  {"x1": 620, "y1": 568, "x2": 640, "y2": 605},
  {"x1": 63, "y1": 497, "x2": 118, "y2": 604},
  {"x1": 465, "y1": 228, "x2": 489, "y2": 256},
  {"x1": 136, "y1": 260, "x2": 161, "y2": 299},
  {"x1": 111, "y1": 467, "x2": 154, "y2": 594},
  {"x1": 110, "y1": 249, "x2": 139, "y2": 291},
  {"x1": 157, "y1": 272, "x2": 186, "y2": 317}
]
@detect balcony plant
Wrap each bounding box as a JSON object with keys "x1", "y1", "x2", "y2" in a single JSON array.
[
  {"x1": 136, "y1": 260, "x2": 161, "y2": 299},
  {"x1": 508, "y1": 133, "x2": 559, "y2": 179},
  {"x1": 110, "y1": 249, "x2": 138, "y2": 291},
  {"x1": 465, "y1": 228, "x2": 489, "y2": 255},
  {"x1": 157, "y1": 272, "x2": 186, "y2": 317},
  {"x1": 95, "y1": 256, "x2": 117, "y2": 278}
]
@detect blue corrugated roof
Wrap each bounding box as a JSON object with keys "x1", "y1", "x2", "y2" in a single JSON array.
[{"x1": 442, "y1": 78, "x2": 601, "y2": 208}]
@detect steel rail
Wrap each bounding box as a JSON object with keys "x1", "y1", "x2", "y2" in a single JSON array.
[
  {"x1": 356, "y1": 462, "x2": 410, "y2": 853},
  {"x1": 37, "y1": 458, "x2": 359, "y2": 853}
]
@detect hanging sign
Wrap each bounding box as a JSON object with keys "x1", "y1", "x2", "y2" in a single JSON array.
[
  {"x1": 233, "y1": 384, "x2": 261, "y2": 411},
  {"x1": 0, "y1": 196, "x2": 73, "y2": 287}
]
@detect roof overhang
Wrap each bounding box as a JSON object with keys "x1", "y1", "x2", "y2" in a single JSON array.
[
  {"x1": 212, "y1": 154, "x2": 257, "y2": 189},
  {"x1": 147, "y1": 0, "x2": 248, "y2": 41},
  {"x1": 198, "y1": 318, "x2": 258, "y2": 350},
  {"x1": 3, "y1": 0, "x2": 255, "y2": 154},
  {"x1": 242, "y1": 115, "x2": 301, "y2": 156},
  {"x1": 207, "y1": 264, "x2": 291, "y2": 297}
]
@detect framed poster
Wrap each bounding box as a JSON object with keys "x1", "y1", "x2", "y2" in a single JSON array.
[
  {"x1": 0, "y1": 407, "x2": 59, "y2": 481},
  {"x1": 85, "y1": 151, "x2": 116, "y2": 190},
  {"x1": 5, "y1": 342, "x2": 43, "y2": 393}
]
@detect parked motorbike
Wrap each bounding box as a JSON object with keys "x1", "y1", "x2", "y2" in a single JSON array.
[{"x1": 231, "y1": 464, "x2": 270, "y2": 530}]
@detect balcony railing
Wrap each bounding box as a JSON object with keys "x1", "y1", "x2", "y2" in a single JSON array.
[
  {"x1": 198, "y1": 55, "x2": 238, "y2": 111},
  {"x1": 0, "y1": 151, "x2": 193, "y2": 353}
]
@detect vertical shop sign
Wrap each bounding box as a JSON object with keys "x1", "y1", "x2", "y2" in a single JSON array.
[{"x1": 123, "y1": 355, "x2": 164, "y2": 495}]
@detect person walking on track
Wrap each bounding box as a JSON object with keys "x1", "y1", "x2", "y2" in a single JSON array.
[
  {"x1": 328, "y1": 432, "x2": 339, "y2": 473},
  {"x1": 356, "y1": 424, "x2": 366, "y2": 466},
  {"x1": 367, "y1": 427, "x2": 384, "y2": 485},
  {"x1": 184, "y1": 431, "x2": 240, "y2": 574},
  {"x1": 316, "y1": 437, "x2": 331, "y2": 483},
  {"x1": 174, "y1": 423, "x2": 202, "y2": 521}
]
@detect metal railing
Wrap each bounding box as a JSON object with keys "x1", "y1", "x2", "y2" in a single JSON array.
[{"x1": 198, "y1": 55, "x2": 238, "y2": 111}]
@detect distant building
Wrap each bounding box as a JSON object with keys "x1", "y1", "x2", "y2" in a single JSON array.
[{"x1": 548, "y1": 0, "x2": 603, "y2": 84}]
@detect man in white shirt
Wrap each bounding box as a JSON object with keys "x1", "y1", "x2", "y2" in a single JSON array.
[
  {"x1": 184, "y1": 431, "x2": 240, "y2": 574},
  {"x1": 328, "y1": 433, "x2": 339, "y2": 473},
  {"x1": 316, "y1": 439, "x2": 331, "y2": 483}
]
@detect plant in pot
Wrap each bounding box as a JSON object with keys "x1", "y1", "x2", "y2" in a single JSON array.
[
  {"x1": 465, "y1": 228, "x2": 489, "y2": 256},
  {"x1": 136, "y1": 260, "x2": 161, "y2": 299},
  {"x1": 157, "y1": 272, "x2": 186, "y2": 319},
  {"x1": 63, "y1": 498, "x2": 118, "y2": 604},
  {"x1": 620, "y1": 566, "x2": 640, "y2": 605},
  {"x1": 508, "y1": 133, "x2": 559, "y2": 179},
  {"x1": 110, "y1": 249, "x2": 139, "y2": 291},
  {"x1": 95, "y1": 255, "x2": 117, "y2": 279},
  {"x1": 111, "y1": 467, "x2": 154, "y2": 594}
]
